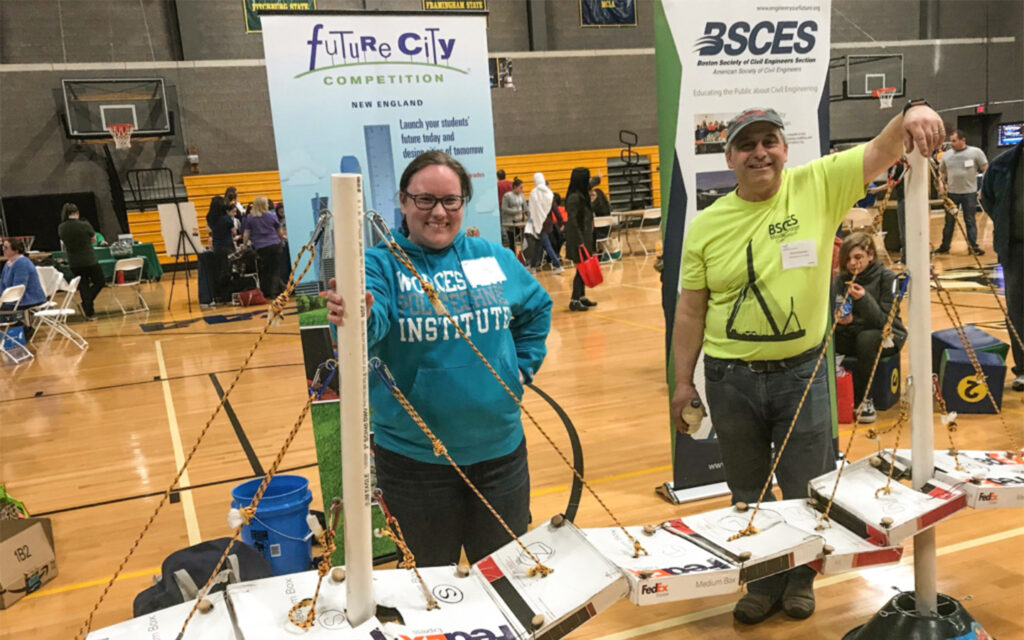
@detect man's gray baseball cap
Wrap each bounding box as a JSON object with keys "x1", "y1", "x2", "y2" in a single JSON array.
[{"x1": 726, "y1": 108, "x2": 785, "y2": 148}]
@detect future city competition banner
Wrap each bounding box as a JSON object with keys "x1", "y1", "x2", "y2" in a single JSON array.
[
  {"x1": 261, "y1": 11, "x2": 497, "y2": 562},
  {"x1": 655, "y1": 0, "x2": 833, "y2": 500}
]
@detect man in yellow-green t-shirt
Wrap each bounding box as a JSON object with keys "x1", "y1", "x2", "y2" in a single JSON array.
[{"x1": 670, "y1": 104, "x2": 945, "y2": 626}]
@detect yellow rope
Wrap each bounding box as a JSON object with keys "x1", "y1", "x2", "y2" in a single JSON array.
[
  {"x1": 377, "y1": 231, "x2": 647, "y2": 557},
  {"x1": 77, "y1": 243, "x2": 317, "y2": 640},
  {"x1": 288, "y1": 512, "x2": 337, "y2": 629},
  {"x1": 378, "y1": 513, "x2": 439, "y2": 610}
]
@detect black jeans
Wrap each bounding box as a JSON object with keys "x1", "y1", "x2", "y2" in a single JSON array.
[
  {"x1": 704, "y1": 353, "x2": 836, "y2": 596},
  {"x1": 373, "y1": 437, "x2": 530, "y2": 566},
  {"x1": 941, "y1": 192, "x2": 980, "y2": 249},
  {"x1": 71, "y1": 263, "x2": 106, "y2": 317},
  {"x1": 1004, "y1": 241, "x2": 1023, "y2": 375},
  {"x1": 572, "y1": 271, "x2": 586, "y2": 300},
  {"x1": 256, "y1": 244, "x2": 282, "y2": 299},
  {"x1": 835, "y1": 329, "x2": 904, "y2": 405}
]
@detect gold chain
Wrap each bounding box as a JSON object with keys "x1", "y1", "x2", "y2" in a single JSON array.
[
  {"x1": 77, "y1": 243, "x2": 318, "y2": 639},
  {"x1": 377, "y1": 234, "x2": 647, "y2": 558}
]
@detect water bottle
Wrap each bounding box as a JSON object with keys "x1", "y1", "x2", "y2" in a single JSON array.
[{"x1": 680, "y1": 398, "x2": 705, "y2": 434}]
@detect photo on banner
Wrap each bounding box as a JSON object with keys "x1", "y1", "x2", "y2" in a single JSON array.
[
  {"x1": 260, "y1": 11, "x2": 498, "y2": 563},
  {"x1": 655, "y1": 0, "x2": 833, "y2": 502}
]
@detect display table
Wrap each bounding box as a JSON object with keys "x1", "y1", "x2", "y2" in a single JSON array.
[{"x1": 53, "y1": 243, "x2": 163, "y2": 282}]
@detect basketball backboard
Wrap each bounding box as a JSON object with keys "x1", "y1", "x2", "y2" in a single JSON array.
[
  {"x1": 61, "y1": 78, "x2": 172, "y2": 139},
  {"x1": 841, "y1": 54, "x2": 906, "y2": 100}
]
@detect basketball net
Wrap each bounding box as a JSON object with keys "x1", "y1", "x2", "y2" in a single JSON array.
[
  {"x1": 106, "y1": 123, "x2": 134, "y2": 150},
  {"x1": 873, "y1": 87, "x2": 897, "y2": 110}
]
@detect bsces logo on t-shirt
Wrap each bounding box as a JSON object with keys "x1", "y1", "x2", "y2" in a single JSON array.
[{"x1": 768, "y1": 214, "x2": 800, "y2": 241}]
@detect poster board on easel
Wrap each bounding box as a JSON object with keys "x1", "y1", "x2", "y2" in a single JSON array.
[{"x1": 157, "y1": 202, "x2": 202, "y2": 256}]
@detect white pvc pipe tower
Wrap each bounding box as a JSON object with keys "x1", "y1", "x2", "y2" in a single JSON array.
[
  {"x1": 905, "y1": 152, "x2": 938, "y2": 616},
  {"x1": 331, "y1": 173, "x2": 375, "y2": 626}
]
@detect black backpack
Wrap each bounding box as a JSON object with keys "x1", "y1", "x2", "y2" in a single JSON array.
[{"x1": 133, "y1": 538, "x2": 272, "y2": 617}]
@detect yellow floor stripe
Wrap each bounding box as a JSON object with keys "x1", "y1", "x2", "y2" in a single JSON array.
[
  {"x1": 23, "y1": 567, "x2": 161, "y2": 600},
  {"x1": 593, "y1": 527, "x2": 1024, "y2": 640},
  {"x1": 155, "y1": 340, "x2": 202, "y2": 545}
]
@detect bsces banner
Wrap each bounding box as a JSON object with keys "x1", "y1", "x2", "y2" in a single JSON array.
[
  {"x1": 261, "y1": 12, "x2": 498, "y2": 561},
  {"x1": 655, "y1": 0, "x2": 832, "y2": 501}
]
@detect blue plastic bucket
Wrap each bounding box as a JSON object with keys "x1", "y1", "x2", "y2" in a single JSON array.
[{"x1": 230, "y1": 475, "x2": 313, "y2": 576}]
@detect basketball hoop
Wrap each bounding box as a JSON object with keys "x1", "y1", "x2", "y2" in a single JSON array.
[
  {"x1": 873, "y1": 87, "x2": 897, "y2": 110},
  {"x1": 106, "y1": 123, "x2": 134, "y2": 150}
]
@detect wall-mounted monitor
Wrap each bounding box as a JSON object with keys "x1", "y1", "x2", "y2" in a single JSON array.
[{"x1": 997, "y1": 122, "x2": 1023, "y2": 147}]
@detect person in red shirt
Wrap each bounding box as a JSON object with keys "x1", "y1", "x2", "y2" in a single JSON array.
[{"x1": 497, "y1": 169, "x2": 513, "y2": 207}]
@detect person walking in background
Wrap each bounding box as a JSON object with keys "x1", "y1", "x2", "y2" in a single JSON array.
[
  {"x1": 57, "y1": 203, "x2": 104, "y2": 319},
  {"x1": 242, "y1": 195, "x2": 286, "y2": 299},
  {"x1": 501, "y1": 177, "x2": 526, "y2": 251},
  {"x1": 980, "y1": 139, "x2": 1023, "y2": 391},
  {"x1": 936, "y1": 130, "x2": 988, "y2": 255},
  {"x1": 525, "y1": 172, "x2": 564, "y2": 274},
  {"x1": 565, "y1": 167, "x2": 597, "y2": 311},
  {"x1": 832, "y1": 232, "x2": 907, "y2": 422},
  {"x1": 497, "y1": 169, "x2": 513, "y2": 208}
]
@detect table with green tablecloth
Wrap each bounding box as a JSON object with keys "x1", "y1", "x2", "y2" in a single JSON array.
[{"x1": 53, "y1": 243, "x2": 164, "y2": 282}]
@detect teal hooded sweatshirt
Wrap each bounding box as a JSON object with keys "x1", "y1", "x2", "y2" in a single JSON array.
[{"x1": 366, "y1": 229, "x2": 552, "y2": 465}]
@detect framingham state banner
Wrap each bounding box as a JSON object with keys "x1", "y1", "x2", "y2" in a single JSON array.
[{"x1": 654, "y1": 0, "x2": 834, "y2": 502}]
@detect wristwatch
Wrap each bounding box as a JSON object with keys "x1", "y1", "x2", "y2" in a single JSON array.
[{"x1": 902, "y1": 98, "x2": 931, "y2": 116}]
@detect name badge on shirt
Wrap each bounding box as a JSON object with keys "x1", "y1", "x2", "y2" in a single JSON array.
[
  {"x1": 462, "y1": 257, "x2": 507, "y2": 287},
  {"x1": 780, "y1": 239, "x2": 818, "y2": 270},
  {"x1": 964, "y1": 159, "x2": 974, "y2": 168}
]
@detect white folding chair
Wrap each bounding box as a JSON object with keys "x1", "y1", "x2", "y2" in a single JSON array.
[
  {"x1": 0, "y1": 285, "x2": 34, "y2": 363},
  {"x1": 593, "y1": 217, "x2": 616, "y2": 261},
  {"x1": 110, "y1": 257, "x2": 149, "y2": 314},
  {"x1": 32, "y1": 275, "x2": 88, "y2": 350},
  {"x1": 636, "y1": 208, "x2": 663, "y2": 256}
]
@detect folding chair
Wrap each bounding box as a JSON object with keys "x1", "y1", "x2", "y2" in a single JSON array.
[
  {"x1": 636, "y1": 208, "x2": 662, "y2": 256},
  {"x1": 594, "y1": 217, "x2": 616, "y2": 261},
  {"x1": 32, "y1": 276, "x2": 88, "y2": 350},
  {"x1": 110, "y1": 257, "x2": 149, "y2": 314},
  {"x1": 0, "y1": 285, "x2": 34, "y2": 363}
]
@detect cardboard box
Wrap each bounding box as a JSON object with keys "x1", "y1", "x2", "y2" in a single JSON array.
[
  {"x1": 473, "y1": 519, "x2": 628, "y2": 640},
  {"x1": 584, "y1": 525, "x2": 740, "y2": 605},
  {"x1": 892, "y1": 448, "x2": 1024, "y2": 510},
  {"x1": 808, "y1": 457, "x2": 967, "y2": 547},
  {"x1": 0, "y1": 517, "x2": 58, "y2": 609}
]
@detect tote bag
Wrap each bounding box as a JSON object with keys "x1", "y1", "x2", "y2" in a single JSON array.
[{"x1": 577, "y1": 247, "x2": 603, "y2": 288}]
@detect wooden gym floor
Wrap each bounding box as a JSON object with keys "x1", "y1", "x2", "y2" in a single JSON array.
[{"x1": 2, "y1": 216, "x2": 1022, "y2": 639}]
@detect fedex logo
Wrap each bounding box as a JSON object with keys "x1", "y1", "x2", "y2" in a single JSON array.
[
  {"x1": 630, "y1": 558, "x2": 731, "y2": 578},
  {"x1": 977, "y1": 492, "x2": 998, "y2": 502},
  {"x1": 392, "y1": 626, "x2": 516, "y2": 640},
  {"x1": 640, "y1": 582, "x2": 669, "y2": 595},
  {"x1": 694, "y1": 21, "x2": 817, "y2": 56}
]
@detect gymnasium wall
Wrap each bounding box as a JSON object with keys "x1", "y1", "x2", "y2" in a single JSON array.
[{"x1": 0, "y1": 0, "x2": 1021, "y2": 240}]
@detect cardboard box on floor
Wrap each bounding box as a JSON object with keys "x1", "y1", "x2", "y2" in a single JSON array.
[{"x1": 0, "y1": 517, "x2": 57, "y2": 609}]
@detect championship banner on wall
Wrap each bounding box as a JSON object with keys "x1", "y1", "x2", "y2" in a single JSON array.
[
  {"x1": 654, "y1": 0, "x2": 833, "y2": 502},
  {"x1": 244, "y1": 0, "x2": 316, "y2": 34},
  {"x1": 260, "y1": 11, "x2": 498, "y2": 562},
  {"x1": 580, "y1": 0, "x2": 637, "y2": 27}
]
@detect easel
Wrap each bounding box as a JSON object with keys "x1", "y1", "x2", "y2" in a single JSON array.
[{"x1": 166, "y1": 203, "x2": 201, "y2": 313}]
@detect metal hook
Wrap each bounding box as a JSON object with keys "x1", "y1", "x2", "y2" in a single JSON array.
[
  {"x1": 366, "y1": 211, "x2": 394, "y2": 244},
  {"x1": 310, "y1": 210, "x2": 332, "y2": 246}
]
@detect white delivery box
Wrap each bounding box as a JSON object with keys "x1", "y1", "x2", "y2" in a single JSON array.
[{"x1": 893, "y1": 448, "x2": 1024, "y2": 510}]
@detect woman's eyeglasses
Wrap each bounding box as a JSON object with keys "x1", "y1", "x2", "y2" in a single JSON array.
[{"x1": 403, "y1": 192, "x2": 465, "y2": 212}]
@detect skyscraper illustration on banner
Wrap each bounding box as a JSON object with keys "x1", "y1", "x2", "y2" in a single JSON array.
[{"x1": 364, "y1": 125, "x2": 402, "y2": 229}]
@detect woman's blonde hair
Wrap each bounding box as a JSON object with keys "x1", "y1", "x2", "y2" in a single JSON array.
[{"x1": 251, "y1": 195, "x2": 270, "y2": 217}]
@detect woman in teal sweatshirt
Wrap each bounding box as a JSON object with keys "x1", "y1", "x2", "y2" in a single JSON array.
[{"x1": 327, "y1": 151, "x2": 552, "y2": 566}]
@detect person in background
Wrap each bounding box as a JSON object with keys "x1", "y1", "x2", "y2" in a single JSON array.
[
  {"x1": 936, "y1": 130, "x2": 988, "y2": 255},
  {"x1": 980, "y1": 139, "x2": 1023, "y2": 392},
  {"x1": 590, "y1": 178, "x2": 612, "y2": 241},
  {"x1": 549, "y1": 193, "x2": 567, "y2": 258},
  {"x1": 525, "y1": 172, "x2": 564, "y2": 274},
  {"x1": 325, "y1": 151, "x2": 552, "y2": 566},
  {"x1": 832, "y1": 232, "x2": 907, "y2": 423},
  {"x1": 225, "y1": 186, "x2": 245, "y2": 236},
  {"x1": 497, "y1": 169, "x2": 513, "y2": 208},
  {"x1": 242, "y1": 195, "x2": 286, "y2": 299},
  {"x1": 564, "y1": 167, "x2": 598, "y2": 311},
  {"x1": 465, "y1": 226, "x2": 481, "y2": 237},
  {"x1": 57, "y1": 203, "x2": 104, "y2": 319},
  {"x1": 1, "y1": 238, "x2": 47, "y2": 335},
  {"x1": 501, "y1": 177, "x2": 526, "y2": 251},
  {"x1": 206, "y1": 196, "x2": 236, "y2": 303}
]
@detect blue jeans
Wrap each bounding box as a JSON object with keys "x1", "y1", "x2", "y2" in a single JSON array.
[
  {"x1": 373, "y1": 437, "x2": 530, "y2": 566},
  {"x1": 529, "y1": 232, "x2": 561, "y2": 268},
  {"x1": 941, "y1": 192, "x2": 980, "y2": 250},
  {"x1": 705, "y1": 353, "x2": 835, "y2": 595}
]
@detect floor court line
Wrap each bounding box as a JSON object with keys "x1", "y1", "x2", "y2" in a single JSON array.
[{"x1": 155, "y1": 340, "x2": 202, "y2": 546}]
